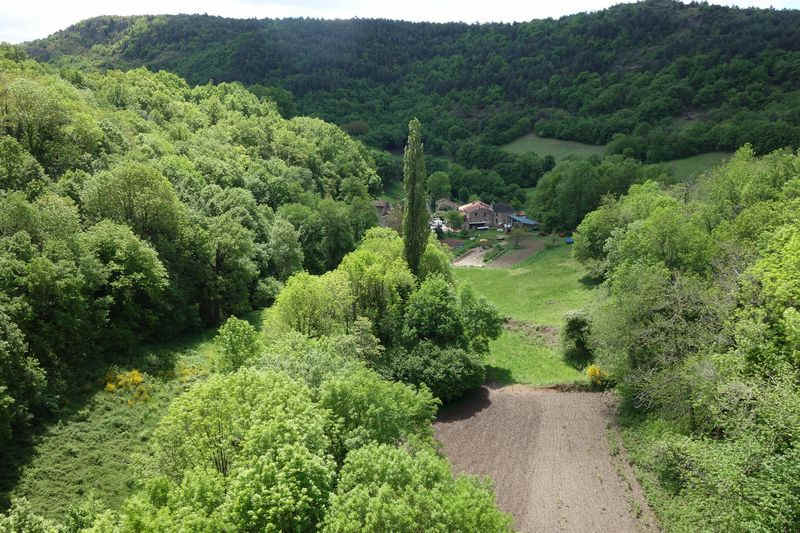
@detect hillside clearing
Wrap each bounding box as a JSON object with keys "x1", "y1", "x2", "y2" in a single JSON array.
[
  {"x1": 0, "y1": 310, "x2": 264, "y2": 518},
  {"x1": 658, "y1": 152, "x2": 731, "y2": 180},
  {"x1": 502, "y1": 133, "x2": 606, "y2": 159},
  {"x1": 455, "y1": 244, "x2": 593, "y2": 386}
]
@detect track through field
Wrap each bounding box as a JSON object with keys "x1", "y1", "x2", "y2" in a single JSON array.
[{"x1": 434, "y1": 386, "x2": 659, "y2": 532}]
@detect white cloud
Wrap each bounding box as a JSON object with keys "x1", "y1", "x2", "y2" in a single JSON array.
[{"x1": 2, "y1": 0, "x2": 799, "y2": 43}]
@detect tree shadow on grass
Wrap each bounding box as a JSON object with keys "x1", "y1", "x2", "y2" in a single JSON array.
[
  {"x1": 578, "y1": 273, "x2": 604, "y2": 288},
  {"x1": 436, "y1": 386, "x2": 492, "y2": 422},
  {"x1": 485, "y1": 365, "x2": 514, "y2": 387}
]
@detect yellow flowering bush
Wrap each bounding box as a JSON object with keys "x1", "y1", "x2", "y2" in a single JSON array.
[
  {"x1": 104, "y1": 369, "x2": 150, "y2": 404},
  {"x1": 586, "y1": 364, "x2": 610, "y2": 389}
]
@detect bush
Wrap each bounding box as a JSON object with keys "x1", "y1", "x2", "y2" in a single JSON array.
[
  {"x1": 0, "y1": 498, "x2": 59, "y2": 533},
  {"x1": 150, "y1": 369, "x2": 331, "y2": 480},
  {"x1": 389, "y1": 341, "x2": 485, "y2": 403},
  {"x1": 562, "y1": 310, "x2": 593, "y2": 369},
  {"x1": 322, "y1": 444, "x2": 513, "y2": 533},
  {"x1": 257, "y1": 331, "x2": 365, "y2": 392},
  {"x1": 275, "y1": 270, "x2": 354, "y2": 337},
  {"x1": 585, "y1": 364, "x2": 610, "y2": 390},
  {"x1": 213, "y1": 316, "x2": 263, "y2": 372},
  {"x1": 319, "y1": 367, "x2": 439, "y2": 458},
  {"x1": 252, "y1": 276, "x2": 282, "y2": 307},
  {"x1": 224, "y1": 444, "x2": 334, "y2": 532}
]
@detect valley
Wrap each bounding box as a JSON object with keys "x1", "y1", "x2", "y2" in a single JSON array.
[{"x1": 2, "y1": 1, "x2": 800, "y2": 531}]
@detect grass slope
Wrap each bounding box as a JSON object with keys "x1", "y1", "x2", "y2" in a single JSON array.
[
  {"x1": 1, "y1": 310, "x2": 264, "y2": 519},
  {"x1": 503, "y1": 134, "x2": 730, "y2": 181},
  {"x1": 658, "y1": 151, "x2": 731, "y2": 180},
  {"x1": 502, "y1": 133, "x2": 606, "y2": 160},
  {"x1": 455, "y1": 244, "x2": 593, "y2": 386}
]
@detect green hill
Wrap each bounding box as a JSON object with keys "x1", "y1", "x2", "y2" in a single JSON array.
[{"x1": 23, "y1": 0, "x2": 800, "y2": 194}]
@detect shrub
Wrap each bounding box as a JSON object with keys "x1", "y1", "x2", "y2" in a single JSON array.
[
  {"x1": 0, "y1": 498, "x2": 59, "y2": 533},
  {"x1": 389, "y1": 341, "x2": 485, "y2": 403},
  {"x1": 562, "y1": 310, "x2": 593, "y2": 369},
  {"x1": 319, "y1": 367, "x2": 439, "y2": 458},
  {"x1": 585, "y1": 364, "x2": 610, "y2": 389},
  {"x1": 150, "y1": 369, "x2": 331, "y2": 480},
  {"x1": 402, "y1": 275, "x2": 464, "y2": 348},
  {"x1": 213, "y1": 316, "x2": 263, "y2": 372},
  {"x1": 275, "y1": 270, "x2": 354, "y2": 337},
  {"x1": 224, "y1": 444, "x2": 335, "y2": 532},
  {"x1": 252, "y1": 276, "x2": 282, "y2": 307},
  {"x1": 322, "y1": 444, "x2": 513, "y2": 532},
  {"x1": 257, "y1": 331, "x2": 365, "y2": 392}
]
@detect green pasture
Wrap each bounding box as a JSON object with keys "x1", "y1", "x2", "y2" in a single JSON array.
[{"x1": 455, "y1": 244, "x2": 594, "y2": 386}]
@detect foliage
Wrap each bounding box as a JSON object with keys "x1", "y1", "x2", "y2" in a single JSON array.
[
  {"x1": 528, "y1": 155, "x2": 666, "y2": 230},
  {"x1": 27, "y1": 3, "x2": 800, "y2": 202},
  {"x1": 0, "y1": 498, "x2": 58, "y2": 533},
  {"x1": 585, "y1": 364, "x2": 610, "y2": 389},
  {"x1": 443, "y1": 209, "x2": 464, "y2": 229},
  {"x1": 275, "y1": 271, "x2": 354, "y2": 337},
  {"x1": 0, "y1": 51, "x2": 380, "y2": 447},
  {"x1": 150, "y1": 368, "x2": 330, "y2": 480},
  {"x1": 0, "y1": 310, "x2": 45, "y2": 444},
  {"x1": 267, "y1": 216, "x2": 303, "y2": 281},
  {"x1": 322, "y1": 443, "x2": 513, "y2": 532},
  {"x1": 389, "y1": 341, "x2": 485, "y2": 403},
  {"x1": 319, "y1": 367, "x2": 439, "y2": 457},
  {"x1": 562, "y1": 310, "x2": 593, "y2": 369},
  {"x1": 576, "y1": 148, "x2": 800, "y2": 531},
  {"x1": 402, "y1": 118, "x2": 428, "y2": 276},
  {"x1": 402, "y1": 275, "x2": 464, "y2": 348},
  {"x1": 213, "y1": 316, "x2": 263, "y2": 372}
]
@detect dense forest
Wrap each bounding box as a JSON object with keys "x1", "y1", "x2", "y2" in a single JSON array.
[
  {"x1": 0, "y1": 43, "x2": 515, "y2": 530},
  {"x1": 571, "y1": 146, "x2": 800, "y2": 530},
  {"x1": 0, "y1": 42, "x2": 384, "y2": 453},
  {"x1": 23, "y1": 0, "x2": 800, "y2": 202}
]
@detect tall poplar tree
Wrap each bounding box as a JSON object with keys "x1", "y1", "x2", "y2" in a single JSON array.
[{"x1": 402, "y1": 118, "x2": 428, "y2": 277}]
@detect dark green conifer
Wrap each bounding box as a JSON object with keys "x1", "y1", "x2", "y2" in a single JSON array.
[{"x1": 402, "y1": 118, "x2": 428, "y2": 277}]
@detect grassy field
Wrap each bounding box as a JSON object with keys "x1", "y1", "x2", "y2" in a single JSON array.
[
  {"x1": 658, "y1": 152, "x2": 731, "y2": 180},
  {"x1": 454, "y1": 244, "x2": 594, "y2": 386},
  {"x1": 502, "y1": 133, "x2": 606, "y2": 160},
  {"x1": 503, "y1": 133, "x2": 730, "y2": 181},
  {"x1": 0, "y1": 310, "x2": 265, "y2": 519}
]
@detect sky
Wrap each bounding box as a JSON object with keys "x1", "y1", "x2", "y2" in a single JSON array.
[{"x1": 2, "y1": 0, "x2": 799, "y2": 44}]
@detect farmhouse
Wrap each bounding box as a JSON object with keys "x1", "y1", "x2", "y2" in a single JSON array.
[
  {"x1": 374, "y1": 200, "x2": 392, "y2": 226},
  {"x1": 509, "y1": 214, "x2": 539, "y2": 229},
  {"x1": 493, "y1": 202, "x2": 515, "y2": 227},
  {"x1": 436, "y1": 198, "x2": 460, "y2": 211},
  {"x1": 458, "y1": 201, "x2": 494, "y2": 228}
]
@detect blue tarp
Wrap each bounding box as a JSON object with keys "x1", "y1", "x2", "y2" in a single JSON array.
[
  {"x1": 509, "y1": 214, "x2": 539, "y2": 226},
  {"x1": 565, "y1": 237, "x2": 574, "y2": 244}
]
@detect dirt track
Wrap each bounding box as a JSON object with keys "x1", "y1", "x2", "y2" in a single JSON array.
[
  {"x1": 452, "y1": 246, "x2": 488, "y2": 267},
  {"x1": 434, "y1": 386, "x2": 659, "y2": 533}
]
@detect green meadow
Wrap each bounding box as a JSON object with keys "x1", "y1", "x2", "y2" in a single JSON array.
[
  {"x1": 454, "y1": 244, "x2": 594, "y2": 386},
  {"x1": 502, "y1": 133, "x2": 606, "y2": 160}
]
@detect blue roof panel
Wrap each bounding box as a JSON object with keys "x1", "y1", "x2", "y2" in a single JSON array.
[{"x1": 509, "y1": 214, "x2": 539, "y2": 225}]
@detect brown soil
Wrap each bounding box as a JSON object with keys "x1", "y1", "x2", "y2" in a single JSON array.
[
  {"x1": 442, "y1": 238, "x2": 466, "y2": 248},
  {"x1": 452, "y1": 246, "x2": 488, "y2": 267},
  {"x1": 504, "y1": 319, "x2": 560, "y2": 346},
  {"x1": 486, "y1": 236, "x2": 546, "y2": 268},
  {"x1": 434, "y1": 386, "x2": 659, "y2": 533}
]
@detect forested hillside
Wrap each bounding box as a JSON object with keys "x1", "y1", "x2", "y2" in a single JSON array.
[
  {"x1": 23, "y1": 0, "x2": 800, "y2": 202},
  {"x1": 572, "y1": 146, "x2": 800, "y2": 531},
  {"x1": 0, "y1": 43, "x2": 380, "y2": 450}
]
